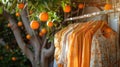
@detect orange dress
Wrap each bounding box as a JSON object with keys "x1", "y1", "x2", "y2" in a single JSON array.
[
  {"x1": 75, "y1": 22, "x2": 93, "y2": 67},
  {"x1": 81, "y1": 21, "x2": 103, "y2": 67},
  {"x1": 67, "y1": 21, "x2": 92, "y2": 67}
]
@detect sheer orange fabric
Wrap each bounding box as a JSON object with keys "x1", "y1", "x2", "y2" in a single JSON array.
[
  {"x1": 67, "y1": 23, "x2": 85, "y2": 67},
  {"x1": 81, "y1": 21, "x2": 103, "y2": 67},
  {"x1": 67, "y1": 21, "x2": 93, "y2": 67}
]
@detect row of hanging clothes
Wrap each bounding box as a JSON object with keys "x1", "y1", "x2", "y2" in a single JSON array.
[{"x1": 54, "y1": 20, "x2": 120, "y2": 67}]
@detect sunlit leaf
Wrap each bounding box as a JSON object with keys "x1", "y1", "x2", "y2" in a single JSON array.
[{"x1": 0, "y1": 7, "x2": 3, "y2": 14}]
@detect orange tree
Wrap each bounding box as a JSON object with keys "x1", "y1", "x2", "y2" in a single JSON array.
[
  {"x1": 0, "y1": 0, "x2": 71, "y2": 67},
  {"x1": 0, "y1": 0, "x2": 109, "y2": 67}
]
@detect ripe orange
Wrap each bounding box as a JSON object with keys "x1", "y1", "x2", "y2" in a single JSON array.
[
  {"x1": 104, "y1": 4, "x2": 112, "y2": 10},
  {"x1": 41, "y1": 28, "x2": 47, "y2": 34},
  {"x1": 39, "y1": 32, "x2": 44, "y2": 37},
  {"x1": 102, "y1": 25, "x2": 112, "y2": 38},
  {"x1": 18, "y1": 3, "x2": 24, "y2": 9},
  {"x1": 78, "y1": 4, "x2": 84, "y2": 9},
  {"x1": 29, "y1": 10, "x2": 33, "y2": 15},
  {"x1": 7, "y1": 23, "x2": 11, "y2": 27},
  {"x1": 39, "y1": 12, "x2": 49, "y2": 22},
  {"x1": 16, "y1": 12, "x2": 20, "y2": 17},
  {"x1": 30, "y1": 20, "x2": 40, "y2": 30},
  {"x1": 18, "y1": 21, "x2": 23, "y2": 27},
  {"x1": 105, "y1": 27, "x2": 111, "y2": 33},
  {"x1": 26, "y1": 34, "x2": 31, "y2": 39},
  {"x1": 47, "y1": 21, "x2": 53, "y2": 27},
  {"x1": 63, "y1": 5, "x2": 71, "y2": 13},
  {"x1": 12, "y1": 57, "x2": 17, "y2": 61}
]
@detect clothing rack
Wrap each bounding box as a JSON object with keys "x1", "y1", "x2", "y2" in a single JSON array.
[{"x1": 64, "y1": 8, "x2": 120, "y2": 22}]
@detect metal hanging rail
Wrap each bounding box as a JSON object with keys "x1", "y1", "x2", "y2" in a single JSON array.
[{"x1": 64, "y1": 8, "x2": 120, "y2": 22}]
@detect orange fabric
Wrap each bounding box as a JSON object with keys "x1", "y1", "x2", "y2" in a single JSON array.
[
  {"x1": 80, "y1": 21, "x2": 96, "y2": 67},
  {"x1": 67, "y1": 22, "x2": 92, "y2": 67},
  {"x1": 81, "y1": 21, "x2": 103, "y2": 67},
  {"x1": 76, "y1": 22, "x2": 92, "y2": 67},
  {"x1": 67, "y1": 23, "x2": 85, "y2": 67}
]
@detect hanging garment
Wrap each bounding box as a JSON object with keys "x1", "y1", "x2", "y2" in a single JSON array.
[
  {"x1": 64, "y1": 23, "x2": 84, "y2": 67},
  {"x1": 54, "y1": 23, "x2": 79, "y2": 67},
  {"x1": 54, "y1": 20, "x2": 119, "y2": 67},
  {"x1": 54, "y1": 24, "x2": 73, "y2": 67},
  {"x1": 58, "y1": 23, "x2": 79, "y2": 65},
  {"x1": 81, "y1": 21, "x2": 103, "y2": 67},
  {"x1": 90, "y1": 22, "x2": 120, "y2": 67},
  {"x1": 67, "y1": 21, "x2": 93, "y2": 67},
  {"x1": 67, "y1": 23, "x2": 85, "y2": 67}
]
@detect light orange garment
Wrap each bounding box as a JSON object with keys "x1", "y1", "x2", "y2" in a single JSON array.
[
  {"x1": 67, "y1": 23, "x2": 85, "y2": 67},
  {"x1": 75, "y1": 22, "x2": 93, "y2": 67},
  {"x1": 76, "y1": 21, "x2": 97, "y2": 67},
  {"x1": 54, "y1": 24, "x2": 73, "y2": 67},
  {"x1": 67, "y1": 24, "x2": 83, "y2": 67},
  {"x1": 81, "y1": 21, "x2": 103, "y2": 67},
  {"x1": 60, "y1": 23, "x2": 80, "y2": 67},
  {"x1": 67, "y1": 21, "x2": 93, "y2": 67}
]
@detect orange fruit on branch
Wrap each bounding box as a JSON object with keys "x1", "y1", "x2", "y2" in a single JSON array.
[
  {"x1": 47, "y1": 21, "x2": 53, "y2": 27},
  {"x1": 30, "y1": 20, "x2": 40, "y2": 30},
  {"x1": 18, "y1": 21, "x2": 23, "y2": 27},
  {"x1": 12, "y1": 57, "x2": 17, "y2": 61},
  {"x1": 104, "y1": 4, "x2": 112, "y2": 10},
  {"x1": 63, "y1": 5, "x2": 71, "y2": 13},
  {"x1": 7, "y1": 23, "x2": 11, "y2": 27},
  {"x1": 29, "y1": 10, "x2": 33, "y2": 15},
  {"x1": 39, "y1": 32, "x2": 44, "y2": 37},
  {"x1": 26, "y1": 34, "x2": 31, "y2": 40},
  {"x1": 41, "y1": 28, "x2": 47, "y2": 34},
  {"x1": 39, "y1": 12, "x2": 49, "y2": 22},
  {"x1": 18, "y1": 3, "x2": 25, "y2": 9},
  {"x1": 16, "y1": 12, "x2": 20, "y2": 17},
  {"x1": 78, "y1": 4, "x2": 84, "y2": 9}
]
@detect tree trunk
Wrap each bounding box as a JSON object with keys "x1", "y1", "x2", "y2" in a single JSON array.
[
  {"x1": 41, "y1": 48, "x2": 49, "y2": 67},
  {"x1": 31, "y1": 61, "x2": 41, "y2": 67},
  {"x1": 41, "y1": 42, "x2": 55, "y2": 67},
  {"x1": 20, "y1": 7, "x2": 41, "y2": 66}
]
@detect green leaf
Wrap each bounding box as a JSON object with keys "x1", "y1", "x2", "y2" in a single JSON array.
[{"x1": 0, "y1": 7, "x2": 3, "y2": 14}]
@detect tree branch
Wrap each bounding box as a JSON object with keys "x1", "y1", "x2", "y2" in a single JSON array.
[
  {"x1": 20, "y1": 5, "x2": 41, "y2": 65},
  {"x1": 3, "y1": 10, "x2": 34, "y2": 64},
  {"x1": 20, "y1": 6, "x2": 33, "y2": 35},
  {"x1": 42, "y1": 37, "x2": 48, "y2": 48},
  {"x1": 42, "y1": 42, "x2": 55, "y2": 58}
]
